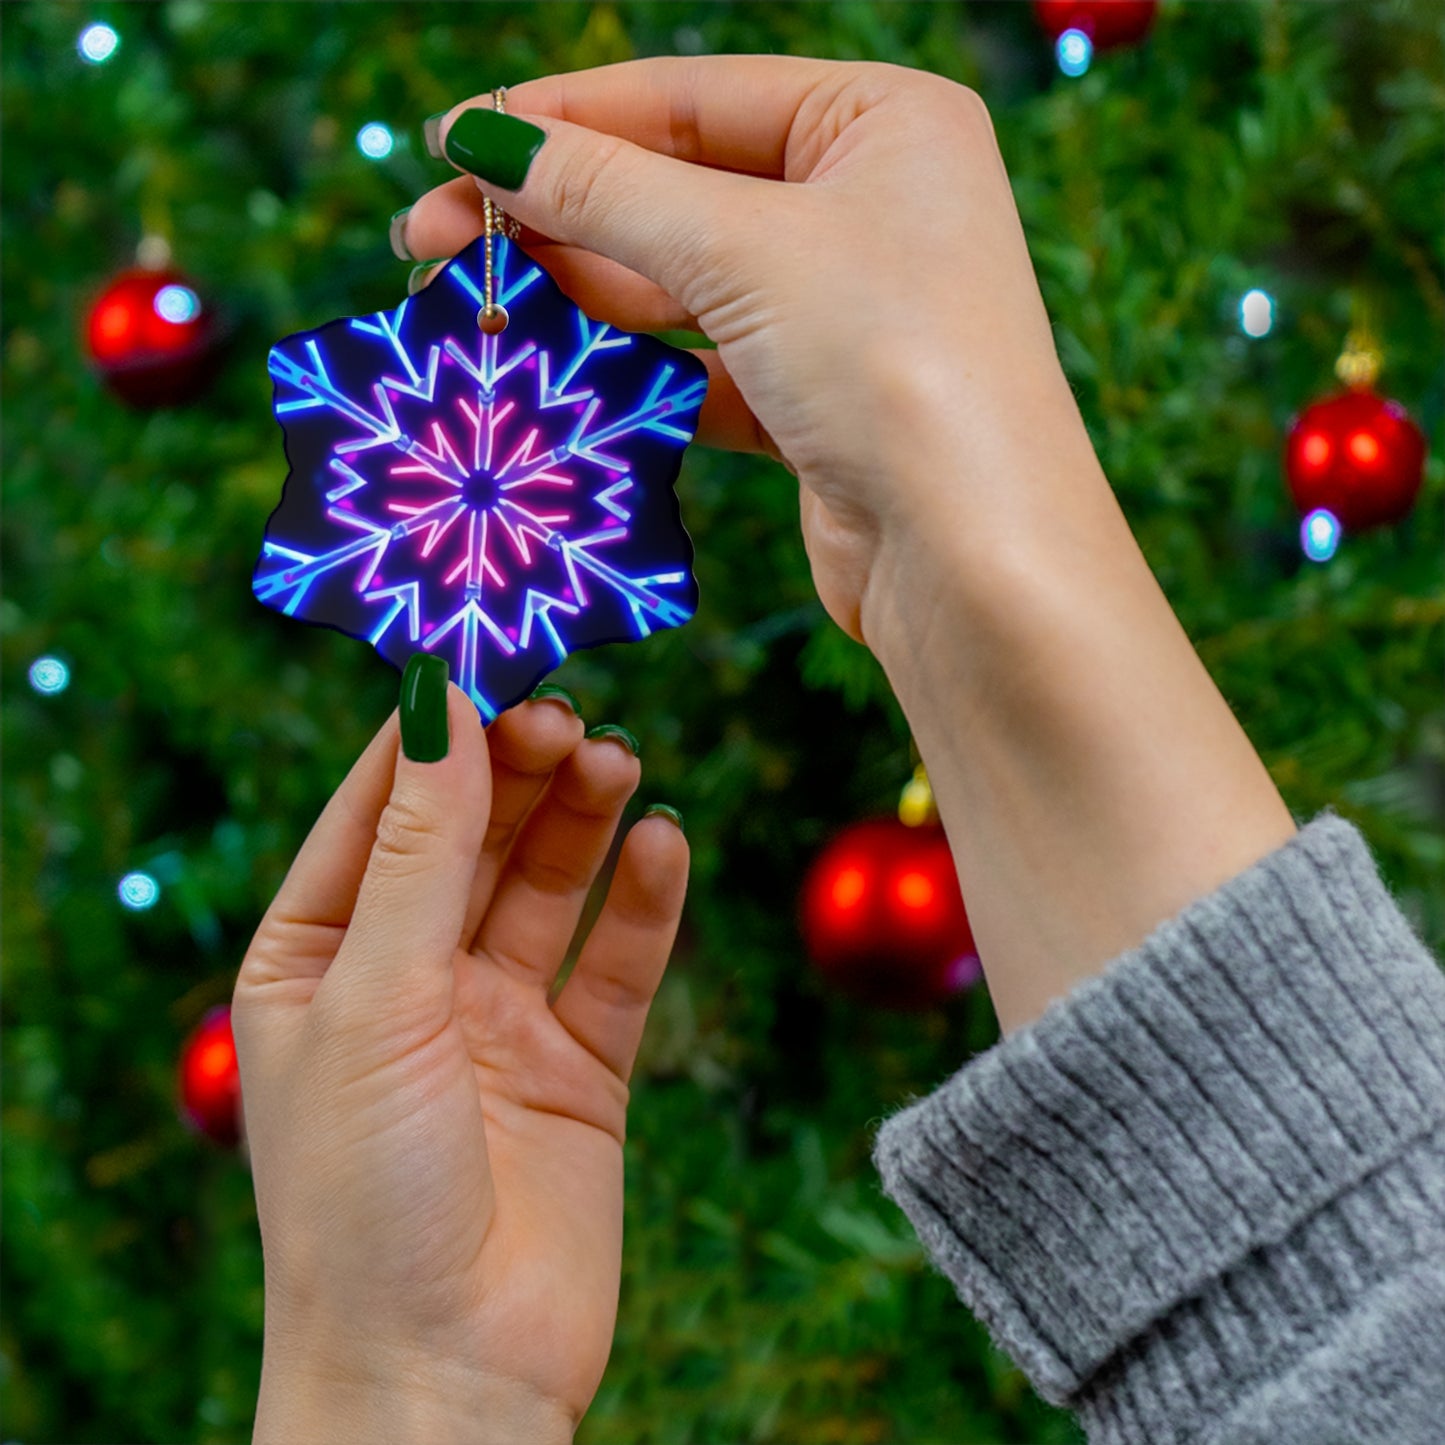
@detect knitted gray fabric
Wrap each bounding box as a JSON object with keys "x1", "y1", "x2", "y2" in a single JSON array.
[{"x1": 871, "y1": 810, "x2": 1445, "y2": 1444}]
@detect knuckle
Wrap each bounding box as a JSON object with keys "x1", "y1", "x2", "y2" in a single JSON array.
[
  {"x1": 580, "y1": 964, "x2": 655, "y2": 1014},
  {"x1": 860, "y1": 59, "x2": 914, "y2": 88},
  {"x1": 370, "y1": 790, "x2": 448, "y2": 873},
  {"x1": 846, "y1": 59, "x2": 940, "y2": 106},
  {"x1": 552, "y1": 132, "x2": 628, "y2": 234},
  {"x1": 666, "y1": 89, "x2": 705, "y2": 166},
  {"x1": 609, "y1": 886, "x2": 677, "y2": 934},
  {"x1": 950, "y1": 81, "x2": 996, "y2": 134},
  {"x1": 481, "y1": 815, "x2": 518, "y2": 855},
  {"x1": 516, "y1": 848, "x2": 586, "y2": 898},
  {"x1": 888, "y1": 65, "x2": 995, "y2": 134}
]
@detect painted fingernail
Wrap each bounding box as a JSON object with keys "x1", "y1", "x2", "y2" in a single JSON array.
[
  {"x1": 388, "y1": 206, "x2": 413, "y2": 262},
  {"x1": 400, "y1": 653, "x2": 450, "y2": 762},
  {"x1": 529, "y1": 683, "x2": 581, "y2": 716},
  {"x1": 407, "y1": 259, "x2": 448, "y2": 296},
  {"x1": 644, "y1": 804, "x2": 684, "y2": 834},
  {"x1": 423, "y1": 111, "x2": 447, "y2": 160},
  {"x1": 443, "y1": 106, "x2": 546, "y2": 191},
  {"x1": 585, "y1": 723, "x2": 639, "y2": 756}
]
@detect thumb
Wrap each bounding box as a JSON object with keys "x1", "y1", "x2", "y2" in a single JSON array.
[
  {"x1": 328, "y1": 656, "x2": 490, "y2": 1026},
  {"x1": 438, "y1": 102, "x2": 761, "y2": 315}
]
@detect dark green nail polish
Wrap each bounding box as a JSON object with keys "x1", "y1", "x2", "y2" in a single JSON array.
[
  {"x1": 388, "y1": 206, "x2": 413, "y2": 261},
  {"x1": 443, "y1": 107, "x2": 546, "y2": 191},
  {"x1": 644, "y1": 803, "x2": 684, "y2": 834},
  {"x1": 400, "y1": 654, "x2": 449, "y2": 762},
  {"x1": 407, "y1": 259, "x2": 448, "y2": 296},
  {"x1": 422, "y1": 112, "x2": 446, "y2": 160},
  {"x1": 529, "y1": 683, "x2": 582, "y2": 716},
  {"x1": 585, "y1": 723, "x2": 639, "y2": 756}
]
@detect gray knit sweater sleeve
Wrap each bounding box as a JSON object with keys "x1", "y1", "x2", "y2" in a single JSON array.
[{"x1": 871, "y1": 811, "x2": 1445, "y2": 1444}]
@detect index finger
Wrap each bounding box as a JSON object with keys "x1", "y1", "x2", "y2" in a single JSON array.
[{"x1": 459, "y1": 54, "x2": 846, "y2": 181}]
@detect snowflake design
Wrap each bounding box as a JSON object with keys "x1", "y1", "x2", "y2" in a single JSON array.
[{"x1": 255, "y1": 234, "x2": 707, "y2": 720}]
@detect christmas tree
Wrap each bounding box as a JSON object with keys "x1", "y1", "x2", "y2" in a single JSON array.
[{"x1": 3, "y1": 3, "x2": 1440, "y2": 1442}]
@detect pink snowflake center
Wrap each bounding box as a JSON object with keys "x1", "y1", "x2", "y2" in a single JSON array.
[
  {"x1": 379, "y1": 377, "x2": 578, "y2": 594},
  {"x1": 460, "y1": 469, "x2": 501, "y2": 512}
]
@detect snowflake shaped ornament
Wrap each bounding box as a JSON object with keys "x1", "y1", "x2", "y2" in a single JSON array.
[{"x1": 255, "y1": 233, "x2": 708, "y2": 720}]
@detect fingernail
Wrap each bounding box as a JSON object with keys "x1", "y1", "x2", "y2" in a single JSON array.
[
  {"x1": 388, "y1": 206, "x2": 413, "y2": 262},
  {"x1": 423, "y1": 111, "x2": 447, "y2": 160},
  {"x1": 585, "y1": 723, "x2": 639, "y2": 757},
  {"x1": 407, "y1": 259, "x2": 448, "y2": 296},
  {"x1": 644, "y1": 803, "x2": 684, "y2": 834},
  {"x1": 400, "y1": 653, "x2": 450, "y2": 762},
  {"x1": 529, "y1": 683, "x2": 582, "y2": 716},
  {"x1": 443, "y1": 107, "x2": 546, "y2": 191}
]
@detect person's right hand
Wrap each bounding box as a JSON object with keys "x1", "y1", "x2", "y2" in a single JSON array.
[
  {"x1": 397, "y1": 45, "x2": 1301, "y2": 1124},
  {"x1": 400, "y1": 56, "x2": 1095, "y2": 647}
]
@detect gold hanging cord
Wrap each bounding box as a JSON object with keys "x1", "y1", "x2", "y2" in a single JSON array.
[{"x1": 478, "y1": 86, "x2": 521, "y2": 334}]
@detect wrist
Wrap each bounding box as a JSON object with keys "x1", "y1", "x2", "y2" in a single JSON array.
[
  {"x1": 254, "y1": 1339, "x2": 575, "y2": 1445},
  {"x1": 858, "y1": 389, "x2": 1121, "y2": 685},
  {"x1": 856, "y1": 402, "x2": 1294, "y2": 1034},
  {"x1": 857, "y1": 337, "x2": 1112, "y2": 654}
]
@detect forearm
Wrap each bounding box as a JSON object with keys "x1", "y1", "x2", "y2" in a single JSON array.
[{"x1": 860, "y1": 378, "x2": 1297, "y2": 1035}]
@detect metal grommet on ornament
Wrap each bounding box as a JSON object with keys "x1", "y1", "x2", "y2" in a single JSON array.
[
  {"x1": 476, "y1": 302, "x2": 509, "y2": 334},
  {"x1": 476, "y1": 85, "x2": 521, "y2": 336}
]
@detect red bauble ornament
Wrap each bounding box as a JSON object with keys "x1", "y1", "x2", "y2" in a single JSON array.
[
  {"x1": 1284, "y1": 388, "x2": 1426, "y2": 532},
  {"x1": 178, "y1": 1005, "x2": 242, "y2": 1147},
  {"x1": 1033, "y1": 0, "x2": 1158, "y2": 49},
  {"x1": 85, "y1": 266, "x2": 219, "y2": 407},
  {"x1": 800, "y1": 818, "x2": 980, "y2": 1011}
]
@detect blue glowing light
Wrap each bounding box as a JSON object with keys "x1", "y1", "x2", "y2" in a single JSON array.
[
  {"x1": 1240, "y1": 288, "x2": 1274, "y2": 338},
  {"x1": 1301, "y1": 508, "x2": 1341, "y2": 563},
  {"x1": 29, "y1": 656, "x2": 71, "y2": 694},
  {"x1": 1057, "y1": 28, "x2": 1093, "y2": 77},
  {"x1": 258, "y1": 233, "x2": 707, "y2": 721},
  {"x1": 118, "y1": 871, "x2": 161, "y2": 910},
  {"x1": 154, "y1": 284, "x2": 201, "y2": 324},
  {"x1": 78, "y1": 22, "x2": 119, "y2": 64},
  {"x1": 356, "y1": 123, "x2": 395, "y2": 159}
]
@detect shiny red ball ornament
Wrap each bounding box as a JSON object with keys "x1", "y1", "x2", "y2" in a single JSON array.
[
  {"x1": 1033, "y1": 0, "x2": 1158, "y2": 49},
  {"x1": 178, "y1": 1005, "x2": 242, "y2": 1147},
  {"x1": 799, "y1": 818, "x2": 980, "y2": 1011},
  {"x1": 85, "y1": 267, "x2": 218, "y2": 407},
  {"x1": 1284, "y1": 389, "x2": 1426, "y2": 532}
]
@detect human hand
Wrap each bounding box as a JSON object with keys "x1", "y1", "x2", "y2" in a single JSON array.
[
  {"x1": 400, "y1": 56, "x2": 1093, "y2": 645},
  {"x1": 233, "y1": 668, "x2": 687, "y2": 1443},
  {"x1": 398, "y1": 54, "x2": 1294, "y2": 1060}
]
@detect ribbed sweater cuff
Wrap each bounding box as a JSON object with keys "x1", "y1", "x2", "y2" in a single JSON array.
[{"x1": 871, "y1": 811, "x2": 1445, "y2": 1418}]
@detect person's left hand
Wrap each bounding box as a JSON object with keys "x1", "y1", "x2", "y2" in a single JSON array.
[{"x1": 232, "y1": 681, "x2": 687, "y2": 1444}]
